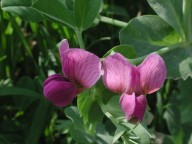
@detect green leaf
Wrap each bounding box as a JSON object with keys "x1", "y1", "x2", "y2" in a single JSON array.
[
  {"x1": 119, "y1": 15, "x2": 192, "y2": 79},
  {"x1": 133, "y1": 124, "x2": 151, "y2": 144},
  {"x1": 95, "y1": 123, "x2": 113, "y2": 144},
  {"x1": 32, "y1": 0, "x2": 76, "y2": 29},
  {"x1": 1, "y1": 0, "x2": 43, "y2": 21},
  {"x1": 162, "y1": 47, "x2": 192, "y2": 80},
  {"x1": 25, "y1": 100, "x2": 53, "y2": 144},
  {"x1": 147, "y1": 0, "x2": 184, "y2": 36},
  {"x1": 74, "y1": 0, "x2": 102, "y2": 30},
  {"x1": 120, "y1": 15, "x2": 181, "y2": 56},
  {"x1": 65, "y1": 0, "x2": 75, "y2": 11},
  {"x1": 55, "y1": 120, "x2": 72, "y2": 133},
  {"x1": 65, "y1": 107, "x2": 83, "y2": 127},
  {"x1": 64, "y1": 106, "x2": 95, "y2": 143},
  {"x1": 13, "y1": 76, "x2": 36, "y2": 110},
  {"x1": 103, "y1": 45, "x2": 137, "y2": 59},
  {"x1": 97, "y1": 92, "x2": 150, "y2": 143},
  {"x1": 163, "y1": 83, "x2": 192, "y2": 143},
  {"x1": 93, "y1": 80, "x2": 151, "y2": 143},
  {"x1": 105, "y1": 96, "x2": 124, "y2": 119},
  {"x1": 96, "y1": 92, "x2": 151, "y2": 143},
  {"x1": 122, "y1": 123, "x2": 151, "y2": 144},
  {"x1": 178, "y1": 78, "x2": 192, "y2": 124},
  {"x1": 32, "y1": 0, "x2": 102, "y2": 30},
  {"x1": 132, "y1": 124, "x2": 151, "y2": 144},
  {"x1": 113, "y1": 126, "x2": 125, "y2": 143},
  {"x1": 0, "y1": 87, "x2": 42, "y2": 98},
  {"x1": 65, "y1": 106, "x2": 113, "y2": 144},
  {"x1": 94, "y1": 79, "x2": 116, "y2": 105},
  {"x1": 164, "y1": 104, "x2": 181, "y2": 136},
  {"x1": 77, "y1": 88, "x2": 103, "y2": 124}
]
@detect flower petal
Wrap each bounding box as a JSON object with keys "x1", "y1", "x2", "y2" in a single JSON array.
[
  {"x1": 120, "y1": 93, "x2": 147, "y2": 122},
  {"x1": 128, "y1": 66, "x2": 143, "y2": 95},
  {"x1": 138, "y1": 53, "x2": 166, "y2": 94},
  {"x1": 59, "y1": 39, "x2": 69, "y2": 59},
  {"x1": 120, "y1": 93, "x2": 136, "y2": 120},
  {"x1": 134, "y1": 94, "x2": 147, "y2": 122},
  {"x1": 102, "y1": 53, "x2": 133, "y2": 94},
  {"x1": 61, "y1": 49, "x2": 101, "y2": 88},
  {"x1": 43, "y1": 74, "x2": 76, "y2": 107}
]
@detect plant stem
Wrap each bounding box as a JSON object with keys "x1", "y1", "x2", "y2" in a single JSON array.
[
  {"x1": 75, "y1": 30, "x2": 85, "y2": 49},
  {"x1": 183, "y1": 0, "x2": 192, "y2": 43},
  {"x1": 100, "y1": 16, "x2": 127, "y2": 28},
  {"x1": 128, "y1": 43, "x2": 182, "y2": 65},
  {"x1": 157, "y1": 43, "x2": 182, "y2": 55}
]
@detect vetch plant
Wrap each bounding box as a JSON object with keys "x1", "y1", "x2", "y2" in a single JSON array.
[
  {"x1": 102, "y1": 53, "x2": 166, "y2": 122},
  {"x1": 43, "y1": 39, "x2": 101, "y2": 107},
  {"x1": 1, "y1": 0, "x2": 192, "y2": 143}
]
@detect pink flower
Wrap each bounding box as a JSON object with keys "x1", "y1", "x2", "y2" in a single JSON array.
[
  {"x1": 102, "y1": 53, "x2": 166, "y2": 122},
  {"x1": 43, "y1": 39, "x2": 101, "y2": 107}
]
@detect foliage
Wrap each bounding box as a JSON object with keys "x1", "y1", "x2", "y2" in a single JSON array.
[{"x1": 1, "y1": 0, "x2": 192, "y2": 143}]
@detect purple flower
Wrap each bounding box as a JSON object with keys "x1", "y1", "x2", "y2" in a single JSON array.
[
  {"x1": 43, "y1": 39, "x2": 101, "y2": 107},
  {"x1": 102, "y1": 53, "x2": 166, "y2": 122}
]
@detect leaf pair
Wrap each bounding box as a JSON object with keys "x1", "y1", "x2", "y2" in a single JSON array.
[
  {"x1": 119, "y1": 0, "x2": 192, "y2": 80},
  {"x1": 1, "y1": 0, "x2": 102, "y2": 31}
]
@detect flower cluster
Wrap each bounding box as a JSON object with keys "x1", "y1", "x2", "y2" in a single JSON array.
[{"x1": 43, "y1": 39, "x2": 166, "y2": 122}]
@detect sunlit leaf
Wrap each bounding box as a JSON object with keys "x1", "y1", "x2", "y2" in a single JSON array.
[
  {"x1": 32, "y1": 0, "x2": 76, "y2": 28},
  {"x1": 147, "y1": 0, "x2": 183, "y2": 36},
  {"x1": 120, "y1": 15, "x2": 181, "y2": 56},
  {"x1": 32, "y1": 0, "x2": 102, "y2": 30},
  {"x1": 74, "y1": 0, "x2": 101, "y2": 30},
  {"x1": 119, "y1": 15, "x2": 192, "y2": 79},
  {"x1": 103, "y1": 45, "x2": 137, "y2": 59},
  {"x1": 77, "y1": 88, "x2": 103, "y2": 124},
  {"x1": 1, "y1": 0, "x2": 43, "y2": 21},
  {"x1": 65, "y1": 106, "x2": 95, "y2": 143}
]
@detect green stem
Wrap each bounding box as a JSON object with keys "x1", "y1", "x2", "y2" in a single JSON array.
[
  {"x1": 86, "y1": 37, "x2": 111, "y2": 50},
  {"x1": 75, "y1": 30, "x2": 85, "y2": 49},
  {"x1": 100, "y1": 16, "x2": 127, "y2": 28},
  {"x1": 128, "y1": 43, "x2": 182, "y2": 65},
  {"x1": 183, "y1": 0, "x2": 192, "y2": 43}
]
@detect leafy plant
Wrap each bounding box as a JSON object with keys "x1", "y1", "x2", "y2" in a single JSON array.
[{"x1": 1, "y1": 0, "x2": 192, "y2": 143}]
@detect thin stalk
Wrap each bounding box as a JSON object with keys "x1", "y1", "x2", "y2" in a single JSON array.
[
  {"x1": 100, "y1": 16, "x2": 127, "y2": 28},
  {"x1": 183, "y1": 0, "x2": 192, "y2": 43},
  {"x1": 75, "y1": 30, "x2": 85, "y2": 49},
  {"x1": 86, "y1": 37, "x2": 111, "y2": 50},
  {"x1": 128, "y1": 43, "x2": 182, "y2": 65}
]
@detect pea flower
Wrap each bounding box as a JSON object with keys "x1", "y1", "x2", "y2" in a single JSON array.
[
  {"x1": 102, "y1": 53, "x2": 166, "y2": 122},
  {"x1": 43, "y1": 39, "x2": 101, "y2": 107}
]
